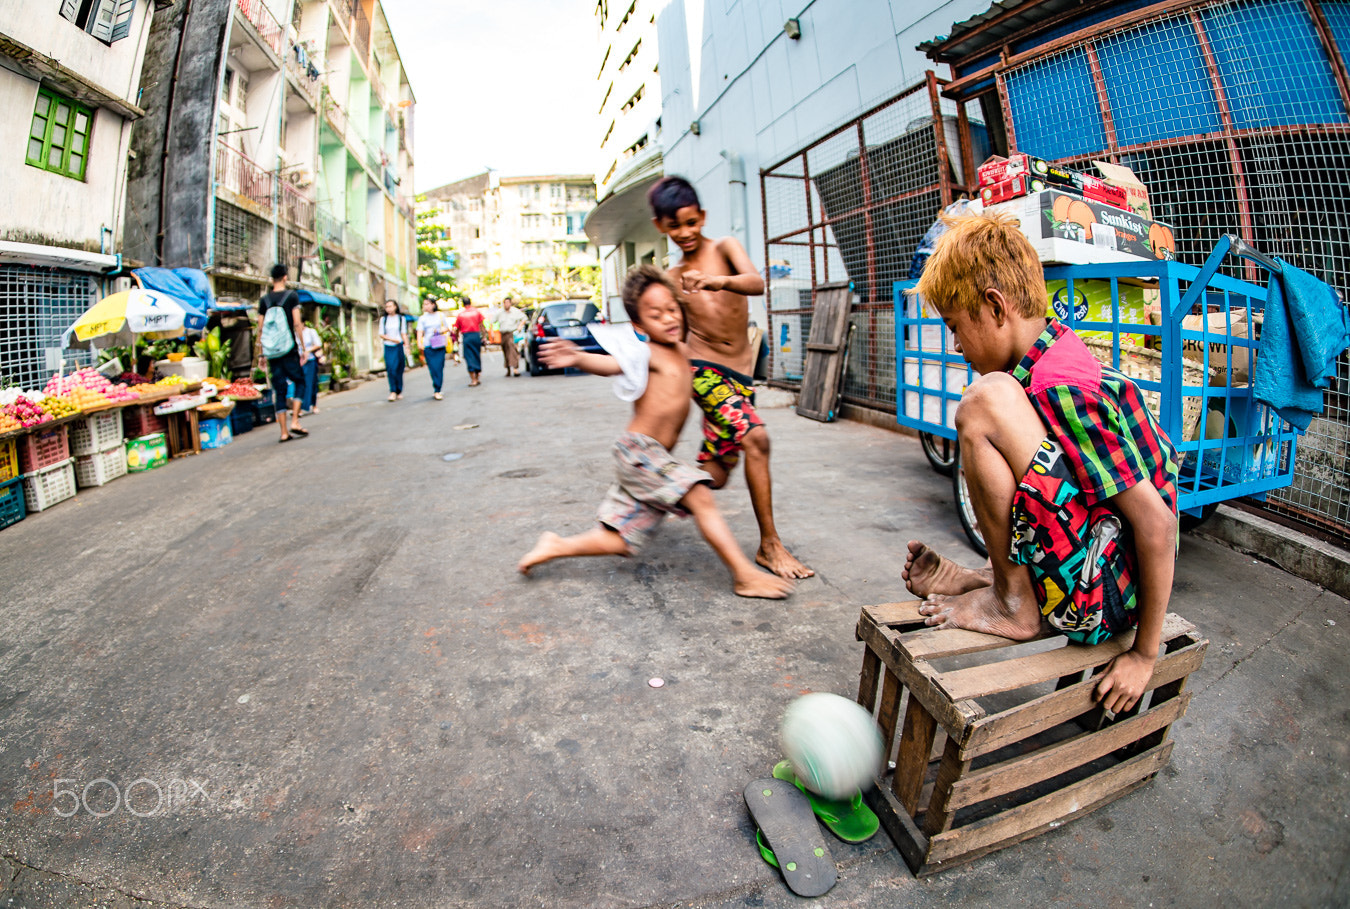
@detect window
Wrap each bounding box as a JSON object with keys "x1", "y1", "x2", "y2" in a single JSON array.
[
  {"x1": 27, "y1": 88, "x2": 93, "y2": 181},
  {"x1": 59, "y1": 0, "x2": 136, "y2": 44},
  {"x1": 617, "y1": 0, "x2": 636, "y2": 30},
  {"x1": 222, "y1": 68, "x2": 233, "y2": 103},
  {"x1": 620, "y1": 84, "x2": 644, "y2": 113},
  {"x1": 619, "y1": 39, "x2": 641, "y2": 71}
]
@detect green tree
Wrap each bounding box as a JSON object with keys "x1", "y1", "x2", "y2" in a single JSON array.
[{"x1": 417, "y1": 197, "x2": 460, "y2": 303}]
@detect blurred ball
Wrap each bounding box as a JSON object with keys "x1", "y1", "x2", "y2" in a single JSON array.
[{"x1": 780, "y1": 693, "x2": 883, "y2": 799}]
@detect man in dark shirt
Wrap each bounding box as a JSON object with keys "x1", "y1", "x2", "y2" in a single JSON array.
[{"x1": 256, "y1": 263, "x2": 310, "y2": 442}]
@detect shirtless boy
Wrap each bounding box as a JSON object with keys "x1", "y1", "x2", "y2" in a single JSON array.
[
  {"x1": 903, "y1": 212, "x2": 1180, "y2": 714},
  {"x1": 517, "y1": 265, "x2": 792, "y2": 600},
  {"x1": 647, "y1": 176, "x2": 813, "y2": 580}
]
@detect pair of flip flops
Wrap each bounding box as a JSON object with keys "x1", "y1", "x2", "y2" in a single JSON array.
[{"x1": 742, "y1": 761, "x2": 880, "y2": 897}]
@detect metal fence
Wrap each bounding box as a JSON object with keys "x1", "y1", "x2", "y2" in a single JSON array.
[
  {"x1": 215, "y1": 140, "x2": 275, "y2": 215},
  {"x1": 213, "y1": 200, "x2": 273, "y2": 275},
  {"x1": 997, "y1": 0, "x2": 1350, "y2": 541},
  {"x1": 761, "y1": 74, "x2": 978, "y2": 412},
  {"x1": 0, "y1": 266, "x2": 97, "y2": 391}
]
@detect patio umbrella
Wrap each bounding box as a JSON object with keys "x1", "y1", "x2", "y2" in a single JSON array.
[{"x1": 66, "y1": 288, "x2": 190, "y2": 348}]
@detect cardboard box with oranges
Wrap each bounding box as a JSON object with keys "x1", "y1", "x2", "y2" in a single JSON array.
[{"x1": 987, "y1": 189, "x2": 1176, "y2": 263}]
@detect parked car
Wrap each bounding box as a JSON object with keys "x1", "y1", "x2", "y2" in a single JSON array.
[{"x1": 520, "y1": 299, "x2": 604, "y2": 376}]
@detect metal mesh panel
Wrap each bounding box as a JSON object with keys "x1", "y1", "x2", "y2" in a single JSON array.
[
  {"x1": 213, "y1": 200, "x2": 273, "y2": 276},
  {"x1": 998, "y1": 0, "x2": 1350, "y2": 541},
  {"x1": 761, "y1": 77, "x2": 970, "y2": 411},
  {"x1": 0, "y1": 266, "x2": 97, "y2": 391}
]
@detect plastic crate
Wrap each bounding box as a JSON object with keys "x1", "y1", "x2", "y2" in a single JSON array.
[
  {"x1": 123, "y1": 404, "x2": 166, "y2": 439},
  {"x1": 21, "y1": 458, "x2": 76, "y2": 512},
  {"x1": 0, "y1": 477, "x2": 24, "y2": 530},
  {"x1": 17, "y1": 425, "x2": 70, "y2": 474},
  {"x1": 254, "y1": 401, "x2": 277, "y2": 425},
  {"x1": 199, "y1": 418, "x2": 232, "y2": 449},
  {"x1": 0, "y1": 438, "x2": 17, "y2": 484},
  {"x1": 69, "y1": 411, "x2": 124, "y2": 456},
  {"x1": 229, "y1": 406, "x2": 255, "y2": 435},
  {"x1": 74, "y1": 443, "x2": 128, "y2": 488}
]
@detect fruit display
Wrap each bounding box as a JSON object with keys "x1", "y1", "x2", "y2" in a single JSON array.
[
  {"x1": 132, "y1": 375, "x2": 189, "y2": 398},
  {"x1": 40, "y1": 396, "x2": 81, "y2": 419},
  {"x1": 219, "y1": 378, "x2": 262, "y2": 401},
  {"x1": 1, "y1": 395, "x2": 52, "y2": 429},
  {"x1": 0, "y1": 412, "x2": 21, "y2": 434},
  {"x1": 118, "y1": 372, "x2": 149, "y2": 386},
  {"x1": 44, "y1": 368, "x2": 139, "y2": 407}
]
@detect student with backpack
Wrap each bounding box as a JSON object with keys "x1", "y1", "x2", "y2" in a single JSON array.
[{"x1": 257, "y1": 263, "x2": 310, "y2": 442}]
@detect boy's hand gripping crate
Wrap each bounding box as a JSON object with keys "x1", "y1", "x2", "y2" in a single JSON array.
[{"x1": 855, "y1": 602, "x2": 1207, "y2": 876}]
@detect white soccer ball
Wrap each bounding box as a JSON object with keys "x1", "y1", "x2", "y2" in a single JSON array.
[{"x1": 780, "y1": 692, "x2": 884, "y2": 800}]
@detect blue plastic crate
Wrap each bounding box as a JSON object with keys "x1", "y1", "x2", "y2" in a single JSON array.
[
  {"x1": 0, "y1": 477, "x2": 26, "y2": 531},
  {"x1": 229, "y1": 406, "x2": 255, "y2": 435}
]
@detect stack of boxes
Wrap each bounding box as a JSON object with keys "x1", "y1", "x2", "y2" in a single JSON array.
[{"x1": 977, "y1": 153, "x2": 1175, "y2": 266}]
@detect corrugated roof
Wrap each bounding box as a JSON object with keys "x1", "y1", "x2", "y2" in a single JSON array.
[{"x1": 917, "y1": 0, "x2": 1082, "y2": 61}]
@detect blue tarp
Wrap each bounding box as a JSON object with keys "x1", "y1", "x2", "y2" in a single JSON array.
[
  {"x1": 133, "y1": 267, "x2": 212, "y2": 330},
  {"x1": 296, "y1": 288, "x2": 342, "y2": 307}
]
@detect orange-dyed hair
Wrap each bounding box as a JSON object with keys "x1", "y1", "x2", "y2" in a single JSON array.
[{"x1": 912, "y1": 212, "x2": 1045, "y2": 319}]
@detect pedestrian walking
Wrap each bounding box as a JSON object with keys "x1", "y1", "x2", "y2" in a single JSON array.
[
  {"x1": 380, "y1": 299, "x2": 408, "y2": 401},
  {"x1": 497, "y1": 295, "x2": 527, "y2": 377},
  {"x1": 301, "y1": 322, "x2": 323, "y2": 414},
  {"x1": 256, "y1": 263, "x2": 309, "y2": 443},
  {"x1": 416, "y1": 298, "x2": 452, "y2": 400},
  {"x1": 454, "y1": 297, "x2": 486, "y2": 387}
]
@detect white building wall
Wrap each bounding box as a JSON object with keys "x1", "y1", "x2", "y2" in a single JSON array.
[
  {"x1": 0, "y1": 0, "x2": 154, "y2": 253},
  {"x1": 652, "y1": 0, "x2": 992, "y2": 295}
]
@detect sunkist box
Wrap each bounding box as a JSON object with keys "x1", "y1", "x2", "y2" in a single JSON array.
[{"x1": 987, "y1": 189, "x2": 1176, "y2": 262}]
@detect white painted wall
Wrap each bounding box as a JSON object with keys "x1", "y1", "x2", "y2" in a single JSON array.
[
  {"x1": 0, "y1": 0, "x2": 153, "y2": 105},
  {"x1": 652, "y1": 0, "x2": 992, "y2": 276}
]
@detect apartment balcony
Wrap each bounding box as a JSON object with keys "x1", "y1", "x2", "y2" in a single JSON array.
[
  {"x1": 280, "y1": 181, "x2": 316, "y2": 233},
  {"x1": 285, "y1": 42, "x2": 322, "y2": 109},
  {"x1": 317, "y1": 207, "x2": 344, "y2": 249},
  {"x1": 215, "y1": 140, "x2": 275, "y2": 216},
  {"x1": 321, "y1": 87, "x2": 349, "y2": 142},
  {"x1": 329, "y1": 0, "x2": 354, "y2": 24},
  {"x1": 236, "y1": 0, "x2": 284, "y2": 57}
]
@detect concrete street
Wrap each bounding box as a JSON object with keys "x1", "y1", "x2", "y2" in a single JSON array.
[{"x1": 1, "y1": 360, "x2": 1347, "y2": 908}]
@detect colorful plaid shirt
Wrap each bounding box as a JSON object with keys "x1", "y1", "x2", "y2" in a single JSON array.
[{"x1": 1011, "y1": 320, "x2": 1179, "y2": 515}]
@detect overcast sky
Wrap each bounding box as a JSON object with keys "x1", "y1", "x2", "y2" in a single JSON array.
[{"x1": 379, "y1": 0, "x2": 600, "y2": 193}]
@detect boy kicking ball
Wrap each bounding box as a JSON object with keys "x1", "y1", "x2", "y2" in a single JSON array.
[
  {"x1": 904, "y1": 212, "x2": 1180, "y2": 714},
  {"x1": 517, "y1": 265, "x2": 793, "y2": 600}
]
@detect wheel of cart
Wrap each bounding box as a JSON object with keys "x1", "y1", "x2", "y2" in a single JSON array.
[
  {"x1": 895, "y1": 235, "x2": 1302, "y2": 551},
  {"x1": 918, "y1": 431, "x2": 957, "y2": 475}
]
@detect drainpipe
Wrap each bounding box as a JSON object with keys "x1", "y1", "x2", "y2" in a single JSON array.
[{"x1": 720, "y1": 149, "x2": 749, "y2": 252}]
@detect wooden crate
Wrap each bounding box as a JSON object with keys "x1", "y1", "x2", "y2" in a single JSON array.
[{"x1": 855, "y1": 602, "x2": 1206, "y2": 876}]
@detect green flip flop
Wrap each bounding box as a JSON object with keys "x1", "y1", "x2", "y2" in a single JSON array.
[
  {"x1": 773, "y1": 760, "x2": 879, "y2": 845},
  {"x1": 755, "y1": 828, "x2": 779, "y2": 868}
]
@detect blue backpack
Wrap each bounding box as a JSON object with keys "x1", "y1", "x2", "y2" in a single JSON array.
[{"x1": 261, "y1": 292, "x2": 297, "y2": 359}]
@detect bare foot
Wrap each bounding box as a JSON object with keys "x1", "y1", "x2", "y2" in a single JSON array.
[
  {"x1": 733, "y1": 569, "x2": 794, "y2": 599},
  {"x1": 903, "y1": 540, "x2": 992, "y2": 598},
  {"x1": 518, "y1": 532, "x2": 564, "y2": 575},
  {"x1": 918, "y1": 587, "x2": 1042, "y2": 640},
  {"x1": 756, "y1": 539, "x2": 814, "y2": 579}
]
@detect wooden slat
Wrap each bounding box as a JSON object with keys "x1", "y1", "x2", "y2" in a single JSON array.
[
  {"x1": 926, "y1": 743, "x2": 1173, "y2": 864},
  {"x1": 922, "y1": 735, "x2": 972, "y2": 836},
  {"x1": 876, "y1": 666, "x2": 903, "y2": 759},
  {"x1": 893, "y1": 695, "x2": 938, "y2": 816},
  {"x1": 864, "y1": 777, "x2": 929, "y2": 875},
  {"x1": 805, "y1": 342, "x2": 840, "y2": 353},
  {"x1": 961, "y1": 638, "x2": 1206, "y2": 757},
  {"x1": 856, "y1": 617, "x2": 974, "y2": 734},
  {"x1": 938, "y1": 613, "x2": 1195, "y2": 701},
  {"x1": 863, "y1": 601, "x2": 929, "y2": 630},
  {"x1": 796, "y1": 284, "x2": 852, "y2": 421},
  {"x1": 857, "y1": 645, "x2": 881, "y2": 711},
  {"x1": 902, "y1": 626, "x2": 1034, "y2": 661},
  {"x1": 946, "y1": 693, "x2": 1189, "y2": 810}
]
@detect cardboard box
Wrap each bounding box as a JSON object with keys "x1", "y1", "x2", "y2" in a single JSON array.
[
  {"x1": 1044, "y1": 279, "x2": 1151, "y2": 346},
  {"x1": 901, "y1": 357, "x2": 976, "y2": 432},
  {"x1": 1181, "y1": 309, "x2": 1259, "y2": 385},
  {"x1": 987, "y1": 189, "x2": 1177, "y2": 262},
  {"x1": 978, "y1": 154, "x2": 1128, "y2": 209},
  {"x1": 1094, "y1": 160, "x2": 1152, "y2": 220}
]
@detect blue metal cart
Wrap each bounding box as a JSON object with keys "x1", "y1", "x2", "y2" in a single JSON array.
[{"x1": 895, "y1": 236, "x2": 1300, "y2": 555}]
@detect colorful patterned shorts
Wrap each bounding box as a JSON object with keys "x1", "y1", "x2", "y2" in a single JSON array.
[
  {"x1": 596, "y1": 432, "x2": 711, "y2": 552},
  {"x1": 691, "y1": 360, "x2": 764, "y2": 466},
  {"x1": 1010, "y1": 438, "x2": 1138, "y2": 645}
]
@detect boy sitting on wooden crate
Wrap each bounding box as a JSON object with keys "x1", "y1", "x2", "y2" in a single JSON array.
[{"x1": 902, "y1": 212, "x2": 1180, "y2": 714}]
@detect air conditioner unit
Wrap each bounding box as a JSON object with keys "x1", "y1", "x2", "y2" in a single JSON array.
[
  {"x1": 110, "y1": 276, "x2": 132, "y2": 294},
  {"x1": 288, "y1": 170, "x2": 313, "y2": 188}
]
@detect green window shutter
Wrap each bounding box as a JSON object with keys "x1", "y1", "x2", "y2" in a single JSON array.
[
  {"x1": 27, "y1": 87, "x2": 93, "y2": 181},
  {"x1": 109, "y1": 0, "x2": 136, "y2": 42},
  {"x1": 88, "y1": 0, "x2": 117, "y2": 42},
  {"x1": 59, "y1": 0, "x2": 80, "y2": 21}
]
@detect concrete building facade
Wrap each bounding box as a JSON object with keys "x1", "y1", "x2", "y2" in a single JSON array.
[
  {"x1": 0, "y1": 0, "x2": 157, "y2": 390},
  {"x1": 420, "y1": 172, "x2": 598, "y2": 304},
  {"x1": 123, "y1": 0, "x2": 418, "y2": 375}
]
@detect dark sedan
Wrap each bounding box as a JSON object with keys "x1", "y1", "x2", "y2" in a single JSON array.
[{"x1": 520, "y1": 300, "x2": 605, "y2": 375}]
